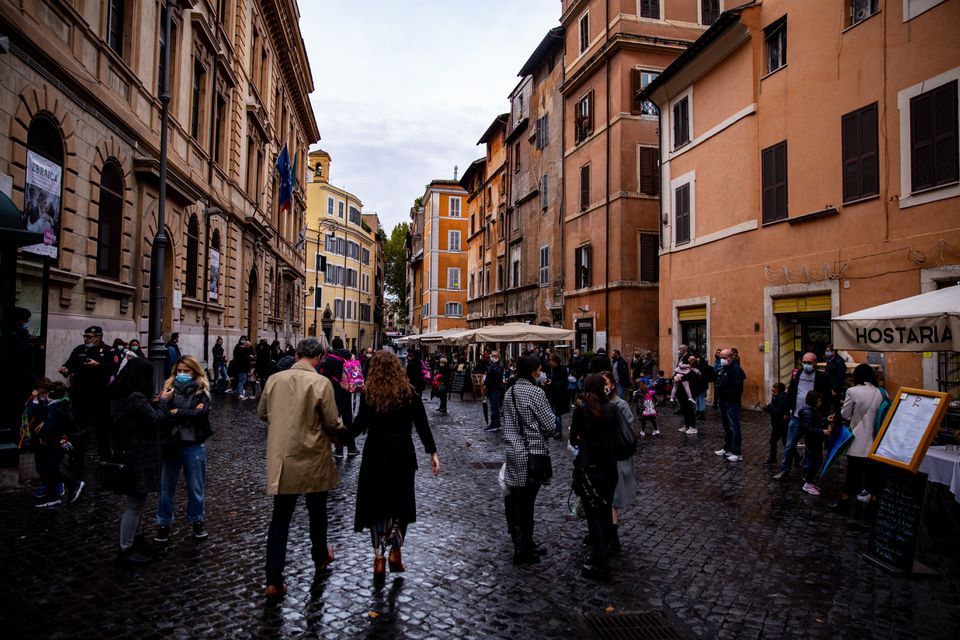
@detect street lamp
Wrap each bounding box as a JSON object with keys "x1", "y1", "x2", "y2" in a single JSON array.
[{"x1": 148, "y1": 0, "x2": 187, "y2": 389}]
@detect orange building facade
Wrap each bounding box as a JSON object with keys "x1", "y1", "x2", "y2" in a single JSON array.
[
  {"x1": 408, "y1": 180, "x2": 469, "y2": 333},
  {"x1": 643, "y1": 0, "x2": 960, "y2": 405},
  {"x1": 560, "y1": 0, "x2": 708, "y2": 356}
]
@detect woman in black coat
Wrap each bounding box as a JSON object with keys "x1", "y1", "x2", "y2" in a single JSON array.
[
  {"x1": 347, "y1": 351, "x2": 440, "y2": 579},
  {"x1": 110, "y1": 358, "x2": 171, "y2": 565},
  {"x1": 545, "y1": 354, "x2": 570, "y2": 439},
  {"x1": 570, "y1": 373, "x2": 619, "y2": 581}
]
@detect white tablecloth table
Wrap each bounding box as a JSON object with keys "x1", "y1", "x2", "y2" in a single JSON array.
[{"x1": 919, "y1": 446, "x2": 960, "y2": 504}]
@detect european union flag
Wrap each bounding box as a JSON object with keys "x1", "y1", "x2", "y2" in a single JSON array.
[{"x1": 276, "y1": 143, "x2": 291, "y2": 212}]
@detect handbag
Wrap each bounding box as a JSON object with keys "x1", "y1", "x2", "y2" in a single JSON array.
[
  {"x1": 512, "y1": 387, "x2": 553, "y2": 485},
  {"x1": 571, "y1": 458, "x2": 608, "y2": 510},
  {"x1": 96, "y1": 460, "x2": 135, "y2": 494}
]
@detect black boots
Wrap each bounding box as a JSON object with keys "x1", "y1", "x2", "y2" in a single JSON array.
[
  {"x1": 510, "y1": 525, "x2": 540, "y2": 565},
  {"x1": 117, "y1": 546, "x2": 153, "y2": 566}
]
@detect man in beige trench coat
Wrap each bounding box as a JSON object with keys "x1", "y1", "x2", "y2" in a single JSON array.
[{"x1": 258, "y1": 338, "x2": 344, "y2": 600}]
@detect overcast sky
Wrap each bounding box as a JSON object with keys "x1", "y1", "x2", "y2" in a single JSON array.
[{"x1": 298, "y1": 0, "x2": 560, "y2": 234}]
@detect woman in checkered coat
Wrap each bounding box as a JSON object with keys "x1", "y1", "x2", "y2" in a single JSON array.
[{"x1": 502, "y1": 355, "x2": 557, "y2": 565}]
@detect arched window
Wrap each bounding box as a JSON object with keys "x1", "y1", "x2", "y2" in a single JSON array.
[
  {"x1": 96, "y1": 162, "x2": 124, "y2": 278},
  {"x1": 185, "y1": 215, "x2": 199, "y2": 297},
  {"x1": 25, "y1": 115, "x2": 64, "y2": 260}
]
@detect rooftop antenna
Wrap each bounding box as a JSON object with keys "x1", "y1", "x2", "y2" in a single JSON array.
[{"x1": 453, "y1": 164, "x2": 458, "y2": 181}]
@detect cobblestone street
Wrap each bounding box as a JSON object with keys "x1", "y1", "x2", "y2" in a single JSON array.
[{"x1": 2, "y1": 393, "x2": 959, "y2": 639}]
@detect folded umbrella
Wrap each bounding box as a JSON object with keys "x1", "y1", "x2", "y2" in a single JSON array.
[{"x1": 820, "y1": 425, "x2": 854, "y2": 480}]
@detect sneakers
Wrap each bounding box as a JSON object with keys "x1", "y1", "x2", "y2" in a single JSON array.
[
  {"x1": 856, "y1": 490, "x2": 872, "y2": 503},
  {"x1": 347, "y1": 447, "x2": 360, "y2": 457},
  {"x1": 678, "y1": 426, "x2": 687, "y2": 432},
  {"x1": 238, "y1": 393, "x2": 247, "y2": 400},
  {"x1": 652, "y1": 430, "x2": 660, "y2": 436},
  {"x1": 802, "y1": 483, "x2": 821, "y2": 496},
  {"x1": 772, "y1": 471, "x2": 787, "y2": 481},
  {"x1": 68, "y1": 480, "x2": 85, "y2": 504},
  {"x1": 35, "y1": 497, "x2": 61, "y2": 508},
  {"x1": 33, "y1": 485, "x2": 47, "y2": 498},
  {"x1": 639, "y1": 431, "x2": 646, "y2": 438},
  {"x1": 684, "y1": 427, "x2": 698, "y2": 435},
  {"x1": 192, "y1": 522, "x2": 208, "y2": 539},
  {"x1": 154, "y1": 525, "x2": 171, "y2": 543},
  {"x1": 332, "y1": 447, "x2": 344, "y2": 459},
  {"x1": 725, "y1": 454, "x2": 742, "y2": 462},
  {"x1": 483, "y1": 425, "x2": 501, "y2": 433},
  {"x1": 714, "y1": 448, "x2": 727, "y2": 456}
]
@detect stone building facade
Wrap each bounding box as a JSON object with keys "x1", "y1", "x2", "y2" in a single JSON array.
[{"x1": 0, "y1": 0, "x2": 318, "y2": 374}]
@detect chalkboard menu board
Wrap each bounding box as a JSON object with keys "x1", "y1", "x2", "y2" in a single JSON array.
[
  {"x1": 451, "y1": 369, "x2": 469, "y2": 393},
  {"x1": 863, "y1": 468, "x2": 928, "y2": 575}
]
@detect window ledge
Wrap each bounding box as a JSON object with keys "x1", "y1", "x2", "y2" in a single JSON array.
[
  {"x1": 842, "y1": 10, "x2": 881, "y2": 34},
  {"x1": 761, "y1": 64, "x2": 787, "y2": 81},
  {"x1": 841, "y1": 194, "x2": 880, "y2": 208},
  {"x1": 761, "y1": 216, "x2": 790, "y2": 227},
  {"x1": 84, "y1": 276, "x2": 136, "y2": 298},
  {"x1": 787, "y1": 206, "x2": 840, "y2": 225}
]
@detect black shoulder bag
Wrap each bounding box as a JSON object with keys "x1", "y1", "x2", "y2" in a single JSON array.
[{"x1": 513, "y1": 387, "x2": 553, "y2": 485}]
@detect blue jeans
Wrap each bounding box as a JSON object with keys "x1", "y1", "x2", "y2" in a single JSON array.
[
  {"x1": 554, "y1": 413, "x2": 563, "y2": 436},
  {"x1": 214, "y1": 361, "x2": 228, "y2": 383},
  {"x1": 780, "y1": 416, "x2": 804, "y2": 475},
  {"x1": 237, "y1": 372, "x2": 248, "y2": 395},
  {"x1": 696, "y1": 392, "x2": 706, "y2": 413},
  {"x1": 719, "y1": 401, "x2": 741, "y2": 455},
  {"x1": 157, "y1": 444, "x2": 206, "y2": 525},
  {"x1": 488, "y1": 389, "x2": 503, "y2": 429}
]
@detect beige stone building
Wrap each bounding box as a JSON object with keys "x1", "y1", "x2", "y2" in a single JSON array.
[
  {"x1": 0, "y1": 0, "x2": 318, "y2": 374},
  {"x1": 303, "y1": 149, "x2": 380, "y2": 352}
]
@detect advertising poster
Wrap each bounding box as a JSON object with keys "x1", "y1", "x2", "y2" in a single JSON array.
[
  {"x1": 209, "y1": 248, "x2": 220, "y2": 301},
  {"x1": 23, "y1": 150, "x2": 62, "y2": 258}
]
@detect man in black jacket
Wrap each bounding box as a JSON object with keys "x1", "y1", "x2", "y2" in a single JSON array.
[
  {"x1": 610, "y1": 350, "x2": 630, "y2": 398},
  {"x1": 713, "y1": 348, "x2": 746, "y2": 461},
  {"x1": 774, "y1": 352, "x2": 833, "y2": 480},
  {"x1": 484, "y1": 351, "x2": 505, "y2": 432},
  {"x1": 823, "y1": 344, "x2": 847, "y2": 416},
  {"x1": 59, "y1": 325, "x2": 118, "y2": 462},
  {"x1": 588, "y1": 348, "x2": 612, "y2": 374}
]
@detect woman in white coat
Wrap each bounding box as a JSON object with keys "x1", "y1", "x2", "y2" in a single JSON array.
[{"x1": 835, "y1": 364, "x2": 884, "y2": 510}]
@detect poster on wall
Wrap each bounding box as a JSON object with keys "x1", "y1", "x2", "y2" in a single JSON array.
[
  {"x1": 209, "y1": 249, "x2": 220, "y2": 301},
  {"x1": 22, "y1": 150, "x2": 62, "y2": 258}
]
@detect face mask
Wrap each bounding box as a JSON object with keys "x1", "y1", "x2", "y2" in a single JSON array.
[
  {"x1": 720, "y1": 358, "x2": 730, "y2": 367},
  {"x1": 491, "y1": 358, "x2": 499, "y2": 363},
  {"x1": 605, "y1": 387, "x2": 615, "y2": 398},
  {"x1": 20, "y1": 322, "x2": 30, "y2": 331},
  {"x1": 802, "y1": 364, "x2": 815, "y2": 374},
  {"x1": 825, "y1": 351, "x2": 833, "y2": 358},
  {"x1": 175, "y1": 373, "x2": 193, "y2": 383}
]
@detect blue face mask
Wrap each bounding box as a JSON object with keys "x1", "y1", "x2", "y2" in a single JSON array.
[
  {"x1": 175, "y1": 373, "x2": 193, "y2": 384},
  {"x1": 802, "y1": 364, "x2": 815, "y2": 374},
  {"x1": 824, "y1": 350, "x2": 834, "y2": 358}
]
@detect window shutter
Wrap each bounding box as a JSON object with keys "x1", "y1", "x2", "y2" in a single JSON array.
[
  {"x1": 675, "y1": 184, "x2": 690, "y2": 244},
  {"x1": 584, "y1": 245, "x2": 591, "y2": 286},
  {"x1": 631, "y1": 69, "x2": 642, "y2": 115},
  {"x1": 774, "y1": 142, "x2": 788, "y2": 220},
  {"x1": 859, "y1": 103, "x2": 879, "y2": 199},
  {"x1": 587, "y1": 90, "x2": 595, "y2": 133},
  {"x1": 911, "y1": 91, "x2": 935, "y2": 192},
  {"x1": 580, "y1": 165, "x2": 590, "y2": 210},
  {"x1": 841, "y1": 110, "x2": 861, "y2": 203},
  {"x1": 640, "y1": 232, "x2": 659, "y2": 282},
  {"x1": 574, "y1": 247, "x2": 582, "y2": 288},
  {"x1": 933, "y1": 81, "x2": 958, "y2": 188},
  {"x1": 640, "y1": 147, "x2": 660, "y2": 195}
]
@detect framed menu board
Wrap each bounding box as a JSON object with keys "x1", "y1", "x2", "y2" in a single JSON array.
[{"x1": 868, "y1": 388, "x2": 950, "y2": 472}]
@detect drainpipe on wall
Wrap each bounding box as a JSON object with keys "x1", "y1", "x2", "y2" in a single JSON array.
[{"x1": 603, "y1": 0, "x2": 611, "y2": 348}]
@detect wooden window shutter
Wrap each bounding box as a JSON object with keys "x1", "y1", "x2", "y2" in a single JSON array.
[
  {"x1": 933, "y1": 81, "x2": 959, "y2": 188},
  {"x1": 584, "y1": 245, "x2": 591, "y2": 286},
  {"x1": 761, "y1": 146, "x2": 775, "y2": 221},
  {"x1": 580, "y1": 165, "x2": 590, "y2": 210},
  {"x1": 911, "y1": 91, "x2": 935, "y2": 192},
  {"x1": 774, "y1": 142, "x2": 788, "y2": 220},
  {"x1": 631, "y1": 69, "x2": 643, "y2": 115},
  {"x1": 860, "y1": 103, "x2": 879, "y2": 197},
  {"x1": 640, "y1": 232, "x2": 659, "y2": 282},
  {"x1": 762, "y1": 142, "x2": 787, "y2": 222},
  {"x1": 587, "y1": 90, "x2": 595, "y2": 133},
  {"x1": 675, "y1": 184, "x2": 690, "y2": 244},
  {"x1": 841, "y1": 110, "x2": 861, "y2": 203},
  {"x1": 640, "y1": 147, "x2": 660, "y2": 196},
  {"x1": 843, "y1": 103, "x2": 879, "y2": 202},
  {"x1": 574, "y1": 246, "x2": 582, "y2": 287}
]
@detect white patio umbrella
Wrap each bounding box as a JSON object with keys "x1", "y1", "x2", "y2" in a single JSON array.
[
  {"x1": 832, "y1": 285, "x2": 960, "y2": 351},
  {"x1": 467, "y1": 322, "x2": 574, "y2": 344}
]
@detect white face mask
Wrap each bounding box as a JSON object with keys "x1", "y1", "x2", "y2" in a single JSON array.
[
  {"x1": 803, "y1": 363, "x2": 815, "y2": 373},
  {"x1": 720, "y1": 358, "x2": 730, "y2": 367}
]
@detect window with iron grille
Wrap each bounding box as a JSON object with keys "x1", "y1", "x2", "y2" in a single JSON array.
[
  {"x1": 849, "y1": 0, "x2": 878, "y2": 26},
  {"x1": 761, "y1": 141, "x2": 788, "y2": 223},
  {"x1": 841, "y1": 103, "x2": 879, "y2": 202},
  {"x1": 910, "y1": 80, "x2": 958, "y2": 193}
]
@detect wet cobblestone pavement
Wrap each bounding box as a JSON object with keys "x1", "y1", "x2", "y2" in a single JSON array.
[{"x1": 2, "y1": 394, "x2": 959, "y2": 639}]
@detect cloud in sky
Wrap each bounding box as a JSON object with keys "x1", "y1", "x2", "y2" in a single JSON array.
[{"x1": 298, "y1": 0, "x2": 560, "y2": 233}]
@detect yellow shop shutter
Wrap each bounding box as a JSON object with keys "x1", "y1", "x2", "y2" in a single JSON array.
[
  {"x1": 678, "y1": 306, "x2": 707, "y2": 321},
  {"x1": 772, "y1": 294, "x2": 832, "y2": 314}
]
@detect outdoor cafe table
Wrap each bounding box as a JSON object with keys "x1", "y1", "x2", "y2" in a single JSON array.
[{"x1": 919, "y1": 445, "x2": 960, "y2": 504}]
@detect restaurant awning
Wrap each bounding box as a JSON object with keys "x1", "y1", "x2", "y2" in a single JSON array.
[
  {"x1": 467, "y1": 322, "x2": 574, "y2": 344},
  {"x1": 831, "y1": 285, "x2": 960, "y2": 352}
]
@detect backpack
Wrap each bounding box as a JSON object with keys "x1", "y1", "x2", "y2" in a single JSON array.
[
  {"x1": 874, "y1": 386, "x2": 891, "y2": 436},
  {"x1": 343, "y1": 358, "x2": 365, "y2": 393},
  {"x1": 432, "y1": 373, "x2": 444, "y2": 391}
]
